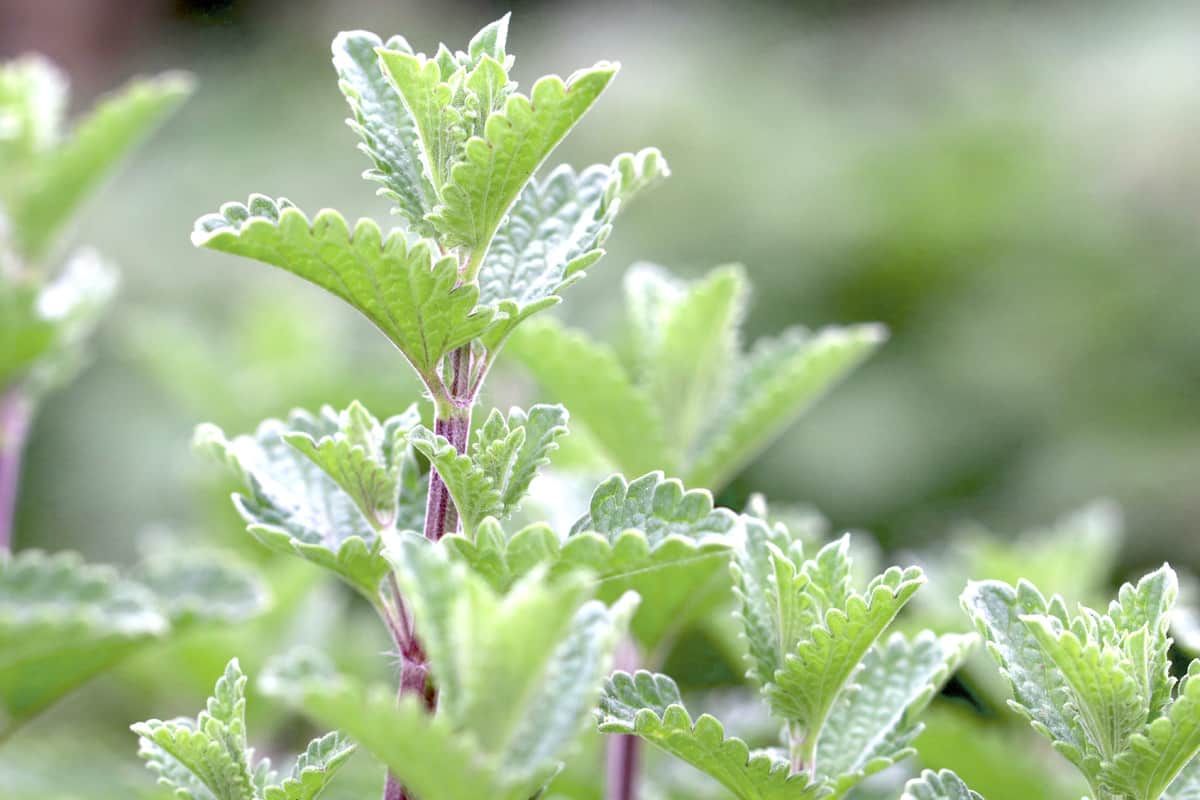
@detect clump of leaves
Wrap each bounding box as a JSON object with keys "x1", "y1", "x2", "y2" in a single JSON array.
[
  {"x1": 964, "y1": 564, "x2": 1200, "y2": 800},
  {"x1": 506, "y1": 262, "x2": 886, "y2": 488},
  {"x1": 597, "y1": 516, "x2": 978, "y2": 799},
  {"x1": 142, "y1": 11, "x2": 982, "y2": 800},
  {"x1": 134, "y1": 658, "x2": 356, "y2": 800},
  {"x1": 0, "y1": 55, "x2": 268, "y2": 742}
]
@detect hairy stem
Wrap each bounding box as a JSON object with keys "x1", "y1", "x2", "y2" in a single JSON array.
[
  {"x1": 0, "y1": 387, "x2": 32, "y2": 554},
  {"x1": 422, "y1": 348, "x2": 472, "y2": 542},
  {"x1": 606, "y1": 637, "x2": 642, "y2": 800},
  {"x1": 389, "y1": 347, "x2": 475, "y2": 800},
  {"x1": 788, "y1": 721, "x2": 816, "y2": 777}
]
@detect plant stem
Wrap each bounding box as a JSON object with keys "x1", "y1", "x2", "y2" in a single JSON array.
[
  {"x1": 422, "y1": 348, "x2": 472, "y2": 542},
  {"x1": 0, "y1": 387, "x2": 32, "y2": 554},
  {"x1": 788, "y1": 721, "x2": 815, "y2": 777},
  {"x1": 606, "y1": 637, "x2": 642, "y2": 800},
  {"x1": 388, "y1": 347, "x2": 475, "y2": 800}
]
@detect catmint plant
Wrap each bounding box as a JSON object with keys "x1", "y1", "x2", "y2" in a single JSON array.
[
  {"x1": 0, "y1": 56, "x2": 267, "y2": 742},
  {"x1": 964, "y1": 564, "x2": 1200, "y2": 799},
  {"x1": 129, "y1": 12, "x2": 1014, "y2": 800}
]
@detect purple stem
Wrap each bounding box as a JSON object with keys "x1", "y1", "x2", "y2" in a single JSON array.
[
  {"x1": 606, "y1": 637, "x2": 642, "y2": 800},
  {"x1": 0, "y1": 387, "x2": 32, "y2": 554},
  {"x1": 389, "y1": 348, "x2": 473, "y2": 800}
]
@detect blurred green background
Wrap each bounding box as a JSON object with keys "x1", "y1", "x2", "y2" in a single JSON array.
[{"x1": 2, "y1": 0, "x2": 1198, "y2": 797}]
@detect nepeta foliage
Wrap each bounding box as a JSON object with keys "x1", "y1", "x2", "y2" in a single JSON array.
[
  {"x1": 598, "y1": 516, "x2": 977, "y2": 799},
  {"x1": 0, "y1": 55, "x2": 267, "y2": 741},
  {"x1": 964, "y1": 564, "x2": 1200, "y2": 799},
  {"x1": 0, "y1": 548, "x2": 265, "y2": 739},
  {"x1": 146, "y1": 12, "x2": 987, "y2": 800},
  {"x1": 134, "y1": 659, "x2": 355, "y2": 800},
  {"x1": 506, "y1": 262, "x2": 886, "y2": 488}
]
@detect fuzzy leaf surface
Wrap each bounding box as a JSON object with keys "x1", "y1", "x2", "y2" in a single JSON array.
[
  {"x1": 332, "y1": 31, "x2": 434, "y2": 228},
  {"x1": 815, "y1": 632, "x2": 976, "y2": 791},
  {"x1": 901, "y1": 770, "x2": 984, "y2": 800},
  {"x1": 0, "y1": 550, "x2": 167, "y2": 736},
  {"x1": 425, "y1": 65, "x2": 617, "y2": 254},
  {"x1": 191, "y1": 196, "x2": 492, "y2": 382},
  {"x1": 477, "y1": 148, "x2": 669, "y2": 346},
  {"x1": 195, "y1": 404, "x2": 426, "y2": 598},
  {"x1": 262, "y1": 731, "x2": 356, "y2": 800},
  {"x1": 597, "y1": 670, "x2": 823, "y2": 800}
]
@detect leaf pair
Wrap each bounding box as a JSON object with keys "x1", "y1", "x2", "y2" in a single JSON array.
[
  {"x1": 407, "y1": 403, "x2": 568, "y2": 535},
  {"x1": 261, "y1": 534, "x2": 638, "y2": 800},
  {"x1": 0, "y1": 548, "x2": 266, "y2": 739},
  {"x1": 597, "y1": 517, "x2": 975, "y2": 799},
  {"x1": 964, "y1": 564, "x2": 1200, "y2": 800},
  {"x1": 196, "y1": 401, "x2": 426, "y2": 600},
  {"x1": 443, "y1": 470, "x2": 738, "y2": 650},
  {"x1": 506, "y1": 263, "x2": 886, "y2": 489},
  {"x1": 0, "y1": 56, "x2": 190, "y2": 264},
  {"x1": 134, "y1": 659, "x2": 354, "y2": 800},
  {"x1": 198, "y1": 16, "x2": 668, "y2": 398}
]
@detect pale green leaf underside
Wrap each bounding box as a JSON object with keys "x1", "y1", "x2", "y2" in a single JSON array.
[
  {"x1": 423, "y1": 65, "x2": 618, "y2": 252},
  {"x1": 1, "y1": 68, "x2": 190, "y2": 261},
  {"x1": 263, "y1": 731, "x2": 357, "y2": 800},
  {"x1": 332, "y1": 30, "x2": 434, "y2": 229},
  {"x1": 191, "y1": 195, "x2": 492, "y2": 382},
  {"x1": 1104, "y1": 662, "x2": 1200, "y2": 800},
  {"x1": 0, "y1": 550, "x2": 166, "y2": 737},
  {"x1": 597, "y1": 670, "x2": 824, "y2": 800},
  {"x1": 816, "y1": 631, "x2": 977, "y2": 791},
  {"x1": 767, "y1": 565, "x2": 925, "y2": 730},
  {"x1": 132, "y1": 550, "x2": 269, "y2": 627},
  {"x1": 686, "y1": 323, "x2": 887, "y2": 489},
  {"x1": 477, "y1": 147, "x2": 669, "y2": 349},
  {"x1": 136, "y1": 659, "x2": 352, "y2": 800},
  {"x1": 901, "y1": 770, "x2": 984, "y2": 800},
  {"x1": 194, "y1": 405, "x2": 425, "y2": 598}
]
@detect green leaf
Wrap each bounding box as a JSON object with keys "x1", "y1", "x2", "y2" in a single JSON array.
[
  {"x1": 191, "y1": 196, "x2": 493, "y2": 384},
  {"x1": 3, "y1": 69, "x2": 190, "y2": 261},
  {"x1": 1165, "y1": 756, "x2": 1200, "y2": 800},
  {"x1": 383, "y1": 532, "x2": 637, "y2": 773},
  {"x1": 900, "y1": 770, "x2": 984, "y2": 800},
  {"x1": 504, "y1": 315, "x2": 666, "y2": 475},
  {"x1": 132, "y1": 549, "x2": 269, "y2": 627},
  {"x1": 1020, "y1": 613, "x2": 1147, "y2": 762},
  {"x1": 0, "y1": 250, "x2": 118, "y2": 393},
  {"x1": 961, "y1": 579, "x2": 1095, "y2": 772},
  {"x1": 195, "y1": 406, "x2": 418, "y2": 599},
  {"x1": 261, "y1": 650, "x2": 508, "y2": 800},
  {"x1": 0, "y1": 550, "x2": 167, "y2": 738},
  {"x1": 624, "y1": 263, "x2": 747, "y2": 460},
  {"x1": 685, "y1": 323, "x2": 887, "y2": 489},
  {"x1": 426, "y1": 64, "x2": 618, "y2": 259},
  {"x1": 262, "y1": 731, "x2": 356, "y2": 800},
  {"x1": 597, "y1": 670, "x2": 823, "y2": 800},
  {"x1": 267, "y1": 533, "x2": 637, "y2": 800},
  {"x1": 409, "y1": 404, "x2": 568, "y2": 535},
  {"x1": 768, "y1": 564, "x2": 924, "y2": 733},
  {"x1": 133, "y1": 659, "x2": 257, "y2": 800},
  {"x1": 1104, "y1": 661, "x2": 1200, "y2": 800},
  {"x1": 332, "y1": 31, "x2": 435, "y2": 229},
  {"x1": 1108, "y1": 564, "x2": 1178, "y2": 719},
  {"x1": 477, "y1": 148, "x2": 669, "y2": 348},
  {"x1": 445, "y1": 472, "x2": 737, "y2": 651},
  {"x1": 815, "y1": 632, "x2": 976, "y2": 792},
  {"x1": 283, "y1": 401, "x2": 423, "y2": 529},
  {"x1": 136, "y1": 659, "x2": 352, "y2": 800}
]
